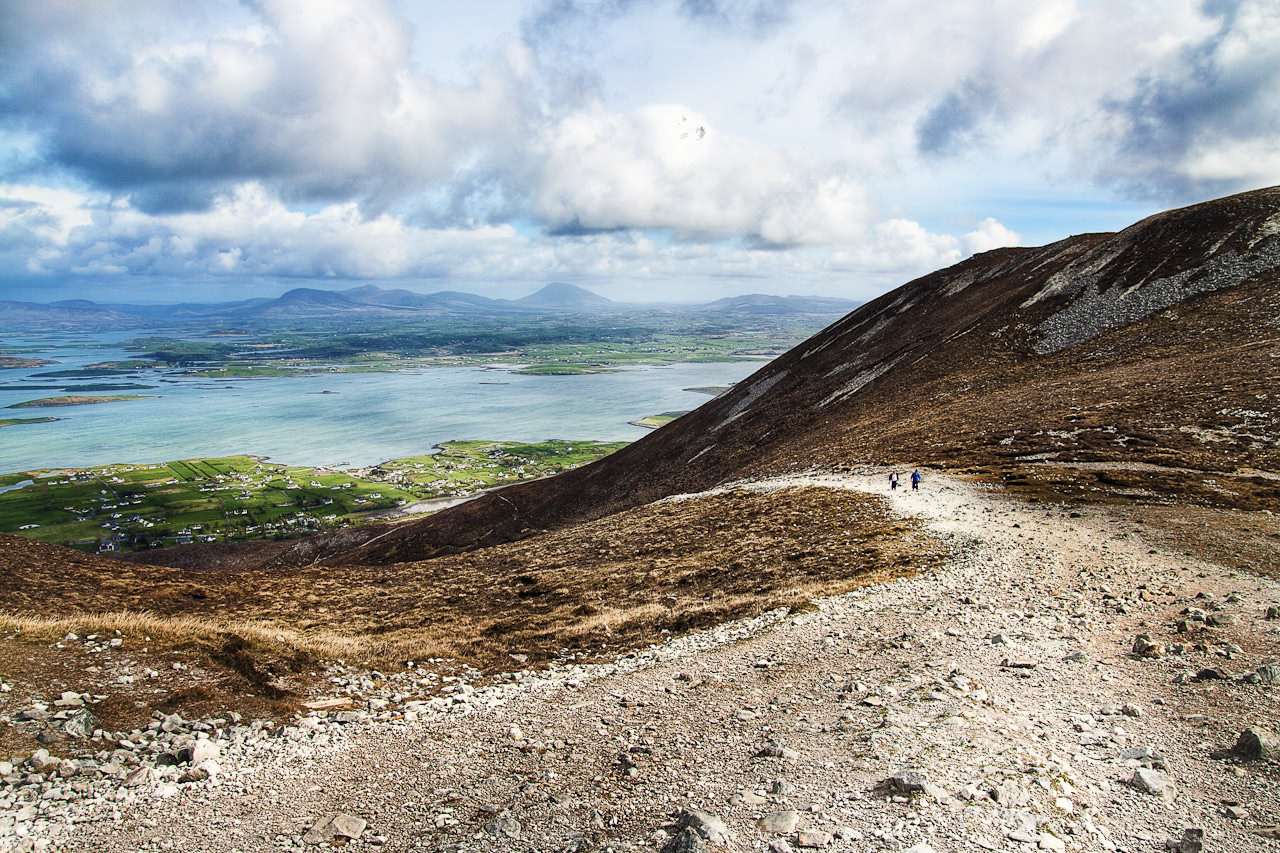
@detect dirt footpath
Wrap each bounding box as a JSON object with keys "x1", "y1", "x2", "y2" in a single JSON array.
[{"x1": 63, "y1": 473, "x2": 1280, "y2": 853}]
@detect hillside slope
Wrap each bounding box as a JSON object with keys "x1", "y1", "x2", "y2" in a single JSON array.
[{"x1": 279, "y1": 186, "x2": 1279, "y2": 567}]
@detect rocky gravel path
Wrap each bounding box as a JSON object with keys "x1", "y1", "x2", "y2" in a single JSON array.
[{"x1": 25, "y1": 473, "x2": 1280, "y2": 852}]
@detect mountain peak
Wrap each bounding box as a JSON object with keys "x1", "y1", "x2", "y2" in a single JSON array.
[{"x1": 516, "y1": 283, "x2": 612, "y2": 309}]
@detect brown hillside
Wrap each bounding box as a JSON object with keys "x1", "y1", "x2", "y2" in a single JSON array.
[{"x1": 237, "y1": 185, "x2": 1279, "y2": 568}]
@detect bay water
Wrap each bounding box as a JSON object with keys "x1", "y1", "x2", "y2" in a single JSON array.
[{"x1": 0, "y1": 332, "x2": 766, "y2": 472}]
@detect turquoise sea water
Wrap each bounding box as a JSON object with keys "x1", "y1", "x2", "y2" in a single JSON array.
[{"x1": 0, "y1": 332, "x2": 766, "y2": 472}]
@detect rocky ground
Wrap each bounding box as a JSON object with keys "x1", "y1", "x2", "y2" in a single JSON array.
[{"x1": 6, "y1": 471, "x2": 1280, "y2": 852}]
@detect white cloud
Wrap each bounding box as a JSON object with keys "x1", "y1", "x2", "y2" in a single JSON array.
[
  {"x1": 532, "y1": 104, "x2": 875, "y2": 245},
  {"x1": 1, "y1": 0, "x2": 1277, "y2": 301},
  {"x1": 0, "y1": 184, "x2": 96, "y2": 248},
  {"x1": 0, "y1": 180, "x2": 1012, "y2": 302},
  {"x1": 962, "y1": 218, "x2": 1021, "y2": 255}
]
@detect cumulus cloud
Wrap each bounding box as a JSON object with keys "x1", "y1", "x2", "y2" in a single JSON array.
[
  {"x1": 875, "y1": 0, "x2": 1279, "y2": 200},
  {"x1": 2, "y1": 0, "x2": 531, "y2": 213},
  {"x1": 962, "y1": 218, "x2": 1022, "y2": 255},
  {"x1": 0, "y1": 180, "x2": 1011, "y2": 302},
  {"x1": 532, "y1": 104, "x2": 875, "y2": 246},
  {"x1": 1, "y1": 0, "x2": 1276, "y2": 301},
  {"x1": 1, "y1": 182, "x2": 524, "y2": 280},
  {"x1": 1085, "y1": 0, "x2": 1280, "y2": 199}
]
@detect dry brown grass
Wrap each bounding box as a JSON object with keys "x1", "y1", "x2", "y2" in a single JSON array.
[
  {"x1": 0, "y1": 486, "x2": 943, "y2": 674},
  {"x1": 0, "y1": 612, "x2": 455, "y2": 663},
  {"x1": 0, "y1": 486, "x2": 945, "y2": 746}
]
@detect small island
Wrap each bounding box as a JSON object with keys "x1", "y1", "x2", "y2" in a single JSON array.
[
  {"x1": 0, "y1": 357, "x2": 57, "y2": 369},
  {"x1": 6, "y1": 395, "x2": 156, "y2": 409},
  {"x1": 0, "y1": 416, "x2": 61, "y2": 428},
  {"x1": 512, "y1": 364, "x2": 614, "y2": 375},
  {"x1": 85, "y1": 360, "x2": 161, "y2": 370}
]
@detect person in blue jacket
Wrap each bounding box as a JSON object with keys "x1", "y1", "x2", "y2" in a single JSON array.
[{"x1": 910, "y1": 470, "x2": 921, "y2": 491}]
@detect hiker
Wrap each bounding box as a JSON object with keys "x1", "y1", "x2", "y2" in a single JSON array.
[
  {"x1": 910, "y1": 470, "x2": 921, "y2": 491},
  {"x1": 889, "y1": 471, "x2": 899, "y2": 490}
]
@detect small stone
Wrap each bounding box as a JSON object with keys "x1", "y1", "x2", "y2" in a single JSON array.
[
  {"x1": 796, "y1": 830, "x2": 832, "y2": 848},
  {"x1": 1038, "y1": 834, "x2": 1065, "y2": 852},
  {"x1": 331, "y1": 814, "x2": 367, "y2": 840},
  {"x1": 1193, "y1": 667, "x2": 1230, "y2": 681},
  {"x1": 1119, "y1": 744, "x2": 1166, "y2": 768},
  {"x1": 188, "y1": 740, "x2": 219, "y2": 764},
  {"x1": 770, "y1": 778, "x2": 795, "y2": 795},
  {"x1": 1225, "y1": 805, "x2": 1250, "y2": 819},
  {"x1": 122, "y1": 766, "x2": 156, "y2": 788},
  {"x1": 675, "y1": 810, "x2": 731, "y2": 847},
  {"x1": 1244, "y1": 664, "x2": 1280, "y2": 684},
  {"x1": 661, "y1": 828, "x2": 706, "y2": 853},
  {"x1": 755, "y1": 741, "x2": 800, "y2": 761},
  {"x1": 1206, "y1": 613, "x2": 1237, "y2": 628},
  {"x1": 757, "y1": 810, "x2": 800, "y2": 835},
  {"x1": 304, "y1": 814, "x2": 368, "y2": 844},
  {"x1": 886, "y1": 769, "x2": 929, "y2": 793},
  {"x1": 483, "y1": 814, "x2": 521, "y2": 839},
  {"x1": 28, "y1": 749, "x2": 54, "y2": 771},
  {"x1": 1174, "y1": 828, "x2": 1203, "y2": 853},
  {"x1": 178, "y1": 766, "x2": 209, "y2": 783},
  {"x1": 1233, "y1": 726, "x2": 1280, "y2": 761},
  {"x1": 991, "y1": 779, "x2": 1028, "y2": 806},
  {"x1": 1122, "y1": 703, "x2": 1142, "y2": 718},
  {"x1": 1133, "y1": 634, "x2": 1165, "y2": 658},
  {"x1": 62, "y1": 708, "x2": 97, "y2": 739},
  {"x1": 1129, "y1": 767, "x2": 1176, "y2": 800},
  {"x1": 333, "y1": 710, "x2": 366, "y2": 724}
]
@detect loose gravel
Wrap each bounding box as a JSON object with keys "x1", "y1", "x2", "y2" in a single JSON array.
[{"x1": 9, "y1": 472, "x2": 1280, "y2": 853}]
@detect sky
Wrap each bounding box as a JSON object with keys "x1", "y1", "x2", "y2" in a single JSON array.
[{"x1": 1, "y1": 0, "x2": 1278, "y2": 305}]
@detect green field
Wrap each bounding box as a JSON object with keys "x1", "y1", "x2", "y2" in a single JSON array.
[
  {"x1": 0, "y1": 440, "x2": 627, "y2": 552},
  {"x1": 361, "y1": 439, "x2": 629, "y2": 496}
]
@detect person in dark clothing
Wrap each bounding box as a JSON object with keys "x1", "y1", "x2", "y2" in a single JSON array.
[
  {"x1": 910, "y1": 470, "x2": 921, "y2": 491},
  {"x1": 889, "y1": 471, "x2": 899, "y2": 490}
]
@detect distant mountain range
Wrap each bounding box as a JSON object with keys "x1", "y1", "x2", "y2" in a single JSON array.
[{"x1": 1, "y1": 283, "x2": 862, "y2": 330}]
